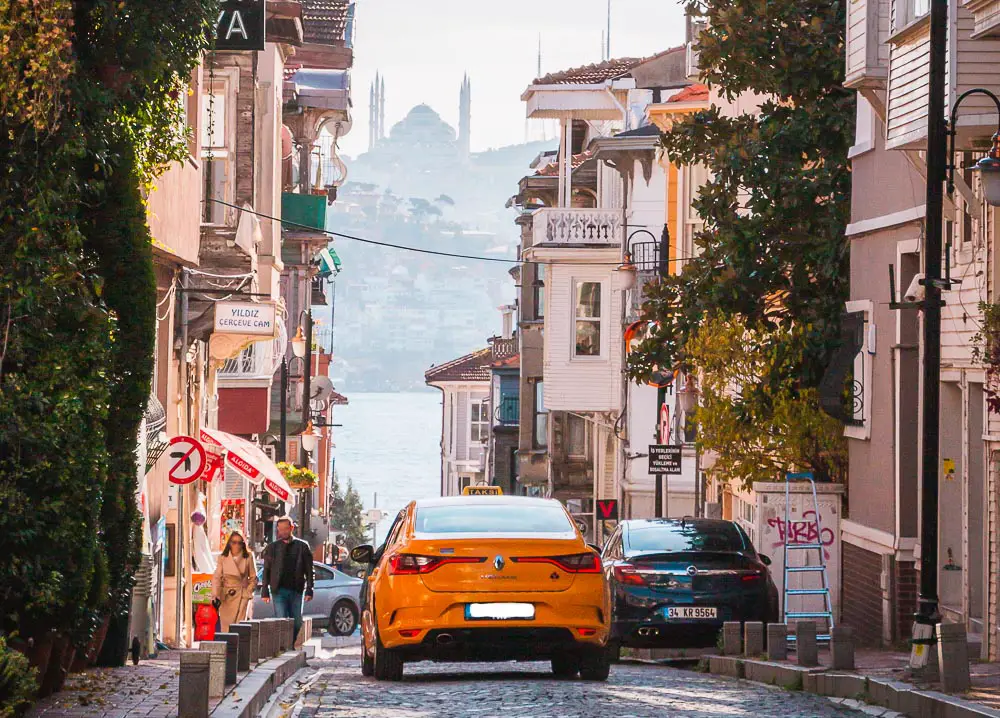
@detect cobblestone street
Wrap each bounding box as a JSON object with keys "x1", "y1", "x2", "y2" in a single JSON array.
[{"x1": 291, "y1": 649, "x2": 861, "y2": 718}]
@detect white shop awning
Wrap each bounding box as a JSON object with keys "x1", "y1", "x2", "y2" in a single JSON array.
[{"x1": 200, "y1": 428, "x2": 296, "y2": 506}]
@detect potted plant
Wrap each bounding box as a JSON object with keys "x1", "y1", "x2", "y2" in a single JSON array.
[{"x1": 277, "y1": 462, "x2": 318, "y2": 490}]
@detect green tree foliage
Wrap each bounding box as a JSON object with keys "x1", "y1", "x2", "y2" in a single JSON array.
[
  {"x1": 0, "y1": 0, "x2": 216, "y2": 676},
  {"x1": 686, "y1": 316, "x2": 848, "y2": 486},
  {"x1": 329, "y1": 474, "x2": 368, "y2": 552},
  {"x1": 626, "y1": 0, "x2": 854, "y2": 484}
]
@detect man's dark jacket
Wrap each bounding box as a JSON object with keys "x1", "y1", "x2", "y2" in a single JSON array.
[{"x1": 260, "y1": 537, "x2": 315, "y2": 598}]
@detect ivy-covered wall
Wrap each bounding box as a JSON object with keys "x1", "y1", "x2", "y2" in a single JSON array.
[{"x1": 0, "y1": 0, "x2": 216, "y2": 683}]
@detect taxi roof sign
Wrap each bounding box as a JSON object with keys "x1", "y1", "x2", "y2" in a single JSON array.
[{"x1": 463, "y1": 485, "x2": 503, "y2": 496}]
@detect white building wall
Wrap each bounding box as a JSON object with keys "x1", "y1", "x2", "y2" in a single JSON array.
[{"x1": 540, "y1": 250, "x2": 623, "y2": 413}]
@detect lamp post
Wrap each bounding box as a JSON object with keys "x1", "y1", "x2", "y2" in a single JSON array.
[
  {"x1": 915, "y1": 0, "x2": 1000, "y2": 653},
  {"x1": 677, "y1": 375, "x2": 701, "y2": 517},
  {"x1": 277, "y1": 310, "x2": 314, "y2": 534}
]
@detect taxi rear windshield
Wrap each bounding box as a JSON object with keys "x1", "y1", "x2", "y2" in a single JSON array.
[{"x1": 415, "y1": 504, "x2": 574, "y2": 534}]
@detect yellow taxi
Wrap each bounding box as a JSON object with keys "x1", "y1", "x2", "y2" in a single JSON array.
[{"x1": 350, "y1": 494, "x2": 612, "y2": 681}]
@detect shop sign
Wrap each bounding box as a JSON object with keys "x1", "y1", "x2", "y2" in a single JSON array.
[
  {"x1": 216, "y1": 0, "x2": 265, "y2": 51},
  {"x1": 192, "y1": 572, "x2": 214, "y2": 604},
  {"x1": 221, "y1": 499, "x2": 246, "y2": 549},
  {"x1": 213, "y1": 301, "x2": 277, "y2": 336}
]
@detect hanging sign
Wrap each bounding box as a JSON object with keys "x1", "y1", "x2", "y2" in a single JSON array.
[
  {"x1": 596, "y1": 499, "x2": 619, "y2": 521},
  {"x1": 215, "y1": 0, "x2": 266, "y2": 51},
  {"x1": 649, "y1": 445, "x2": 683, "y2": 475},
  {"x1": 167, "y1": 436, "x2": 207, "y2": 485},
  {"x1": 213, "y1": 301, "x2": 277, "y2": 336}
]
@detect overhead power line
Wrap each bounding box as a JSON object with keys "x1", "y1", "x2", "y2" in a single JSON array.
[{"x1": 206, "y1": 198, "x2": 698, "y2": 268}]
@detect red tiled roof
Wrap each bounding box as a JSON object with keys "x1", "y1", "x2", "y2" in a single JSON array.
[
  {"x1": 533, "y1": 56, "x2": 647, "y2": 86},
  {"x1": 425, "y1": 348, "x2": 492, "y2": 383},
  {"x1": 536, "y1": 150, "x2": 593, "y2": 177},
  {"x1": 330, "y1": 390, "x2": 348, "y2": 406},
  {"x1": 491, "y1": 353, "x2": 520, "y2": 370},
  {"x1": 301, "y1": 0, "x2": 351, "y2": 45},
  {"x1": 668, "y1": 83, "x2": 709, "y2": 103}
]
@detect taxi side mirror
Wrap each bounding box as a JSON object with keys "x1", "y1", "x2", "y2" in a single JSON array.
[
  {"x1": 759, "y1": 554, "x2": 772, "y2": 566},
  {"x1": 587, "y1": 543, "x2": 602, "y2": 554},
  {"x1": 351, "y1": 545, "x2": 375, "y2": 564}
]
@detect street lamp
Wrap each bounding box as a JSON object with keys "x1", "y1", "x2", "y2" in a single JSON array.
[
  {"x1": 615, "y1": 251, "x2": 638, "y2": 291},
  {"x1": 677, "y1": 375, "x2": 699, "y2": 415},
  {"x1": 291, "y1": 326, "x2": 307, "y2": 359},
  {"x1": 947, "y1": 89, "x2": 1000, "y2": 208},
  {"x1": 300, "y1": 421, "x2": 321, "y2": 454}
]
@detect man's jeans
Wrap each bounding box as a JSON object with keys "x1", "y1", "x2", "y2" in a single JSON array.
[{"x1": 272, "y1": 587, "x2": 304, "y2": 637}]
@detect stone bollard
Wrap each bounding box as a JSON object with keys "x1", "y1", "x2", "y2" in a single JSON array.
[
  {"x1": 217, "y1": 632, "x2": 239, "y2": 685},
  {"x1": 202, "y1": 641, "x2": 227, "y2": 698},
  {"x1": 295, "y1": 616, "x2": 313, "y2": 649},
  {"x1": 744, "y1": 621, "x2": 764, "y2": 657},
  {"x1": 260, "y1": 619, "x2": 276, "y2": 658},
  {"x1": 795, "y1": 621, "x2": 819, "y2": 667},
  {"x1": 279, "y1": 618, "x2": 293, "y2": 652},
  {"x1": 179, "y1": 651, "x2": 210, "y2": 718},
  {"x1": 937, "y1": 622, "x2": 971, "y2": 693},
  {"x1": 287, "y1": 618, "x2": 297, "y2": 651},
  {"x1": 831, "y1": 625, "x2": 855, "y2": 670},
  {"x1": 767, "y1": 623, "x2": 788, "y2": 661},
  {"x1": 247, "y1": 620, "x2": 260, "y2": 663},
  {"x1": 722, "y1": 621, "x2": 742, "y2": 656},
  {"x1": 230, "y1": 624, "x2": 252, "y2": 672}
]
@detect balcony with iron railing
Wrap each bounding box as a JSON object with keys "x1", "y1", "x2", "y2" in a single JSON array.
[
  {"x1": 530, "y1": 208, "x2": 622, "y2": 247},
  {"x1": 495, "y1": 395, "x2": 519, "y2": 427},
  {"x1": 217, "y1": 317, "x2": 287, "y2": 385}
]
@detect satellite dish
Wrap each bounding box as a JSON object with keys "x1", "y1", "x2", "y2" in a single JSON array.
[{"x1": 310, "y1": 376, "x2": 335, "y2": 410}]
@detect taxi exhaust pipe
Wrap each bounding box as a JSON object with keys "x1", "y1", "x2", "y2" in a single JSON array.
[
  {"x1": 436, "y1": 633, "x2": 454, "y2": 645},
  {"x1": 637, "y1": 627, "x2": 659, "y2": 637}
]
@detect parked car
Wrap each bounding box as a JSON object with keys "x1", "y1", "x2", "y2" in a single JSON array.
[
  {"x1": 602, "y1": 518, "x2": 779, "y2": 650},
  {"x1": 253, "y1": 562, "x2": 362, "y2": 635}
]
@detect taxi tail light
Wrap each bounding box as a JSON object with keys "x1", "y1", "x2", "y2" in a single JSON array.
[
  {"x1": 511, "y1": 553, "x2": 602, "y2": 573},
  {"x1": 613, "y1": 563, "x2": 646, "y2": 586},
  {"x1": 388, "y1": 553, "x2": 485, "y2": 575},
  {"x1": 741, "y1": 572, "x2": 763, "y2": 583}
]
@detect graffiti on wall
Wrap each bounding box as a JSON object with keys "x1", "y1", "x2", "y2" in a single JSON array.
[{"x1": 766, "y1": 510, "x2": 835, "y2": 559}]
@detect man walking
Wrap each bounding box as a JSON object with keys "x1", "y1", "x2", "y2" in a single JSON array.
[{"x1": 261, "y1": 517, "x2": 314, "y2": 640}]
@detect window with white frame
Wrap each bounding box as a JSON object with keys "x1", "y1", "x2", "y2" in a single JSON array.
[
  {"x1": 566, "y1": 414, "x2": 589, "y2": 458},
  {"x1": 533, "y1": 381, "x2": 548, "y2": 449},
  {"x1": 471, "y1": 399, "x2": 489, "y2": 443},
  {"x1": 894, "y1": 0, "x2": 929, "y2": 32},
  {"x1": 574, "y1": 281, "x2": 602, "y2": 357},
  {"x1": 201, "y1": 88, "x2": 231, "y2": 225}
]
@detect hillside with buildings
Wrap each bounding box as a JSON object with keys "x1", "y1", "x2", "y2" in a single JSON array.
[{"x1": 324, "y1": 75, "x2": 554, "y2": 391}]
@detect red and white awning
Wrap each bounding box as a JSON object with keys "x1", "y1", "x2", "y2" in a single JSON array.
[{"x1": 200, "y1": 428, "x2": 296, "y2": 506}]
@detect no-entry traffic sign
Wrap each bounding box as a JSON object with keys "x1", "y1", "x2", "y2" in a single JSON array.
[{"x1": 167, "y1": 436, "x2": 207, "y2": 485}]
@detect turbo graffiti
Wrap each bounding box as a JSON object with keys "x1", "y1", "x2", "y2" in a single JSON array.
[{"x1": 767, "y1": 510, "x2": 835, "y2": 559}]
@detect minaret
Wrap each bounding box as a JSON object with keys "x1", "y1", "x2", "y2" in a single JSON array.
[
  {"x1": 378, "y1": 75, "x2": 386, "y2": 141},
  {"x1": 458, "y1": 73, "x2": 471, "y2": 159},
  {"x1": 368, "y1": 73, "x2": 377, "y2": 150}
]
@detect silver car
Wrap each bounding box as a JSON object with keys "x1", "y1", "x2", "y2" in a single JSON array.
[{"x1": 253, "y1": 562, "x2": 362, "y2": 635}]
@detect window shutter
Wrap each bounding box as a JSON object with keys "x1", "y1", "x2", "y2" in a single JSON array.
[{"x1": 224, "y1": 465, "x2": 246, "y2": 500}]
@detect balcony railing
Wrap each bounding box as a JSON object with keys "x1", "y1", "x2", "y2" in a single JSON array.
[
  {"x1": 531, "y1": 208, "x2": 622, "y2": 247},
  {"x1": 491, "y1": 336, "x2": 518, "y2": 361},
  {"x1": 495, "y1": 396, "x2": 519, "y2": 426},
  {"x1": 218, "y1": 317, "x2": 287, "y2": 382},
  {"x1": 281, "y1": 192, "x2": 327, "y2": 232}
]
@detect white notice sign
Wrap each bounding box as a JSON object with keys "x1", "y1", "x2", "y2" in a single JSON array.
[{"x1": 213, "y1": 301, "x2": 277, "y2": 336}]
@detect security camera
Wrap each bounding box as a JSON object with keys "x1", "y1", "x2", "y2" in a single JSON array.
[{"x1": 904, "y1": 273, "x2": 925, "y2": 303}]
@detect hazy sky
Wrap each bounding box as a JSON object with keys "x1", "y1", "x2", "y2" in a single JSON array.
[{"x1": 340, "y1": 0, "x2": 687, "y2": 157}]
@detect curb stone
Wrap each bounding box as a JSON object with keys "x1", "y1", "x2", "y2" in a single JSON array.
[
  {"x1": 210, "y1": 650, "x2": 307, "y2": 718},
  {"x1": 702, "y1": 655, "x2": 1000, "y2": 718}
]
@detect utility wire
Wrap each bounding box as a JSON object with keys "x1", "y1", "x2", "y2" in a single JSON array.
[{"x1": 205, "y1": 198, "x2": 700, "y2": 268}]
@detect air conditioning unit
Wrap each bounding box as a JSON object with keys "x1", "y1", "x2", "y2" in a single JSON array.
[{"x1": 262, "y1": 444, "x2": 276, "y2": 462}]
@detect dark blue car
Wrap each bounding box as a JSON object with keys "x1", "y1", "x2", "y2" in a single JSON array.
[{"x1": 601, "y1": 518, "x2": 779, "y2": 649}]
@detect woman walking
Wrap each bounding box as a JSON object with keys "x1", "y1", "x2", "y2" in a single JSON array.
[{"x1": 212, "y1": 531, "x2": 257, "y2": 632}]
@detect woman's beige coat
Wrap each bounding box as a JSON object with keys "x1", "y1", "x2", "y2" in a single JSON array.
[{"x1": 212, "y1": 552, "x2": 258, "y2": 632}]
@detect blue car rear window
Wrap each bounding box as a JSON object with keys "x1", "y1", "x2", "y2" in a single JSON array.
[{"x1": 627, "y1": 524, "x2": 745, "y2": 553}]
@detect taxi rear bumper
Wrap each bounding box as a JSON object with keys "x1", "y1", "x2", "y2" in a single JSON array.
[{"x1": 375, "y1": 581, "x2": 609, "y2": 655}]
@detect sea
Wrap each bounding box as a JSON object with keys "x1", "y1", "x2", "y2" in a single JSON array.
[{"x1": 332, "y1": 391, "x2": 443, "y2": 545}]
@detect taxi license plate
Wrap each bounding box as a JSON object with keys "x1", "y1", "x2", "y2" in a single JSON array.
[
  {"x1": 666, "y1": 607, "x2": 717, "y2": 619},
  {"x1": 465, "y1": 603, "x2": 535, "y2": 620}
]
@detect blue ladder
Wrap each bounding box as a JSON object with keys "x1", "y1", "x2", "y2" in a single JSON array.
[{"x1": 783, "y1": 472, "x2": 834, "y2": 643}]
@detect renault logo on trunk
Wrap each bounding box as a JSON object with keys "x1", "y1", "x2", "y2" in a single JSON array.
[
  {"x1": 686, "y1": 565, "x2": 698, "y2": 576},
  {"x1": 494, "y1": 555, "x2": 505, "y2": 571}
]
